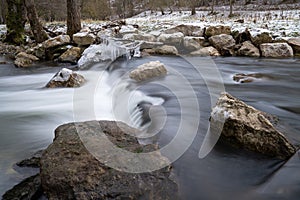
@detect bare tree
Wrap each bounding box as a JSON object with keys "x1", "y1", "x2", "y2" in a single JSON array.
[
  {"x1": 4, "y1": 0, "x2": 26, "y2": 44},
  {"x1": 229, "y1": 0, "x2": 234, "y2": 17},
  {"x1": 25, "y1": 0, "x2": 48, "y2": 43},
  {"x1": 67, "y1": 0, "x2": 81, "y2": 37},
  {"x1": 0, "y1": 0, "x2": 7, "y2": 24}
]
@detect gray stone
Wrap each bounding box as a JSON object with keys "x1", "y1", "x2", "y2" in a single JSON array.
[
  {"x1": 164, "y1": 24, "x2": 203, "y2": 37},
  {"x1": 73, "y1": 32, "x2": 96, "y2": 46},
  {"x1": 40, "y1": 121, "x2": 178, "y2": 200},
  {"x1": 190, "y1": 46, "x2": 220, "y2": 56},
  {"x1": 17, "y1": 150, "x2": 44, "y2": 168},
  {"x1": 130, "y1": 61, "x2": 167, "y2": 82},
  {"x1": 210, "y1": 92, "x2": 296, "y2": 160},
  {"x1": 157, "y1": 32, "x2": 184, "y2": 45},
  {"x1": 14, "y1": 52, "x2": 39, "y2": 68},
  {"x1": 140, "y1": 41, "x2": 164, "y2": 50},
  {"x1": 209, "y1": 34, "x2": 236, "y2": 56},
  {"x1": 205, "y1": 25, "x2": 231, "y2": 37},
  {"x1": 250, "y1": 32, "x2": 273, "y2": 47},
  {"x1": 43, "y1": 35, "x2": 71, "y2": 49},
  {"x1": 183, "y1": 36, "x2": 205, "y2": 51},
  {"x1": 2, "y1": 174, "x2": 42, "y2": 200},
  {"x1": 46, "y1": 68, "x2": 85, "y2": 88},
  {"x1": 143, "y1": 45, "x2": 179, "y2": 56},
  {"x1": 260, "y1": 43, "x2": 293, "y2": 58},
  {"x1": 58, "y1": 47, "x2": 82, "y2": 63},
  {"x1": 123, "y1": 33, "x2": 156, "y2": 42},
  {"x1": 237, "y1": 41, "x2": 260, "y2": 57},
  {"x1": 287, "y1": 37, "x2": 300, "y2": 56}
]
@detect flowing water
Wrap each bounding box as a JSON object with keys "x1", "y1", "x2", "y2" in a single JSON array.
[{"x1": 0, "y1": 55, "x2": 299, "y2": 199}]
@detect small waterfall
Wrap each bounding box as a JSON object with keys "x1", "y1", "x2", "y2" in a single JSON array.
[{"x1": 78, "y1": 37, "x2": 142, "y2": 68}]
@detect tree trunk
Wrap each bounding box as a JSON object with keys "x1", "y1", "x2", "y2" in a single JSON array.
[
  {"x1": 0, "y1": 0, "x2": 7, "y2": 24},
  {"x1": 211, "y1": 0, "x2": 215, "y2": 14},
  {"x1": 67, "y1": 0, "x2": 81, "y2": 37},
  {"x1": 25, "y1": 0, "x2": 48, "y2": 43},
  {"x1": 191, "y1": 6, "x2": 196, "y2": 15},
  {"x1": 229, "y1": 0, "x2": 234, "y2": 17},
  {"x1": 4, "y1": 0, "x2": 26, "y2": 45}
]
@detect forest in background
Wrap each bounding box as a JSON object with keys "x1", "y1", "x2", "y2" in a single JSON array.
[{"x1": 1, "y1": 0, "x2": 300, "y2": 25}]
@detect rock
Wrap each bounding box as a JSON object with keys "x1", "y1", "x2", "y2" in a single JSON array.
[
  {"x1": 118, "y1": 25, "x2": 139, "y2": 36},
  {"x1": 143, "y1": 45, "x2": 178, "y2": 56},
  {"x1": 14, "y1": 52, "x2": 39, "y2": 68},
  {"x1": 157, "y1": 32, "x2": 184, "y2": 45},
  {"x1": 205, "y1": 25, "x2": 231, "y2": 37},
  {"x1": 123, "y1": 33, "x2": 156, "y2": 42},
  {"x1": 31, "y1": 44, "x2": 46, "y2": 59},
  {"x1": 140, "y1": 41, "x2": 164, "y2": 50},
  {"x1": 164, "y1": 24, "x2": 203, "y2": 37},
  {"x1": 232, "y1": 73, "x2": 274, "y2": 83},
  {"x1": 287, "y1": 37, "x2": 300, "y2": 56},
  {"x1": 46, "y1": 68, "x2": 85, "y2": 88},
  {"x1": 130, "y1": 61, "x2": 167, "y2": 82},
  {"x1": 58, "y1": 47, "x2": 82, "y2": 63},
  {"x1": 210, "y1": 93, "x2": 296, "y2": 160},
  {"x1": 43, "y1": 35, "x2": 71, "y2": 49},
  {"x1": 183, "y1": 36, "x2": 205, "y2": 51},
  {"x1": 260, "y1": 43, "x2": 293, "y2": 58},
  {"x1": 209, "y1": 34, "x2": 236, "y2": 56},
  {"x1": 190, "y1": 46, "x2": 220, "y2": 56},
  {"x1": 250, "y1": 32, "x2": 273, "y2": 47},
  {"x1": 40, "y1": 121, "x2": 178, "y2": 200},
  {"x1": 2, "y1": 174, "x2": 42, "y2": 200},
  {"x1": 73, "y1": 32, "x2": 96, "y2": 46},
  {"x1": 232, "y1": 29, "x2": 251, "y2": 44},
  {"x1": 237, "y1": 41, "x2": 260, "y2": 57},
  {"x1": 17, "y1": 150, "x2": 44, "y2": 168}
]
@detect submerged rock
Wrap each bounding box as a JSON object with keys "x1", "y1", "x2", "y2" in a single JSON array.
[
  {"x1": 130, "y1": 61, "x2": 167, "y2": 82},
  {"x1": 40, "y1": 121, "x2": 178, "y2": 200},
  {"x1": 237, "y1": 41, "x2": 260, "y2": 57},
  {"x1": 2, "y1": 174, "x2": 42, "y2": 200},
  {"x1": 14, "y1": 52, "x2": 39, "y2": 68},
  {"x1": 46, "y1": 68, "x2": 85, "y2": 88},
  {"x1": 210, "y1": 93, "x2": 296, "y2": 160},
  {"x1": 190, "y1": 46, "x2": 220, "y2": 56},
  {"x1": 260, "y1": 43, "x2": 293, "y2": 58},
  {"x1": 233, "y1": 73, "x2": 273, "y2": 83},
  {"x1": 209, "y1": 34, "x2": 236, "y2": 56}
]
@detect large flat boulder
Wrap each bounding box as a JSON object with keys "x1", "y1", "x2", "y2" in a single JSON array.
[
  {"x1": 183, "y1": 36, "x2": 205, "y2": 51},
  {"x1": 40, "y1": 121, "x2": 178, "y2": 200},
  {"x1": 210, "y1": 93, "x2": 296, "y2": 160},
  {"x1": 143, "y1": 45, "x2": 178, "y2": 56},
  {"x1": 209, "y1": 34, "x2": 236, "y2": 56},
  {"x1": 43, "y1": 35, "x2": 71, "y2": 49},
  {"x1": 58, "y1": 47, "x2": 82, "y2": 64},
  {"x1": 260, "y1": 43, "x2": 293, "y2": 58},
  {"x1": 73, "y1": 32, "x2": 96, "y2": 46},
  {"x1": 130, "y1": 61, "x2": 167, "y2": 82},
  {"x1": 123, "y1": 33, "x2": 156, "y2": 42},
  {"x1": 250, "y1": 32, "x2": 273, "y2": 47},
  {"x1": 46, "y1": 68, "x2": 85, "y2": 88}
]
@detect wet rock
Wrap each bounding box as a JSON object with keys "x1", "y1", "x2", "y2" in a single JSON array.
[
  {"x1": 46, "y1": 68, "x2": 85, "y2": 88},
  {"x1": 190, "y1": 46, "x2": 220, "y2": 56},
  {"x1": 73, "y1": 32, "x2": 96, "y2": 46},
  {"x1": 233, "y1": 73, "x2": 274, "y2": 83},
  {"x1": 14, "y1": 52, "x2": 39, "y2": 68},
  {"x1": 143, "y1": 45, "x2": 178, "y2": 56},
  {"x1": 205, "y1": 25, "x2": 231, "y2": 37},
  {"x1": 237, "y1": 41, "x2": 260, "y2": 57},
  {"x1": 287, "y1": 37, "x2": 300, "y2": 56},
  {"x1": 183, "y1": 36, "x2": 205, "y2": 51},
  {"x1": 31, "y1": 44, "x2": 46, "y2": 59},
  {"x1": 157, "y1": 32, "x2": 184, "y2": 45},
  {"x1": 260, "y1": 43, "x2": 293, "y2": 58},
  {"x1": 40, "y1": 121, "x2": 178, "y2": 200},
  {"x1": 250, "y1": 32, "x2": 273, "y2": 47},
  {"x1": 123, "y1": 33, "x2": 156, "y2": 42},
  {"x1": 164, "y1": 24, "x2": 204, "y2": 37},
  {"x1": 43, "y1": 35, "x2": 71, "y2": 49},
  {"x1": 58, "y1": 47, "x2": 82, "y2": 64},
  {"x1": 17, "y1": 150, "x2": 44, "y2": 168},
  {"x1": 210, "y1": 93, "x2": 296, "y2": 160},
  {"x1": 2, "y1": 174, "x2": 42, "y2": 200},
  {"x1": 209, "y1": 34, "x2": 236, "y2": 56},
  {"x1": 130, "y1": 61, "x2": 167, "y2": 82},
  {"x1": 232, "y1": 29, "x2": 251, "y2": 44},
  {"x1": 140, "y1": 41, "x2": 164, "y2": 50}
]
